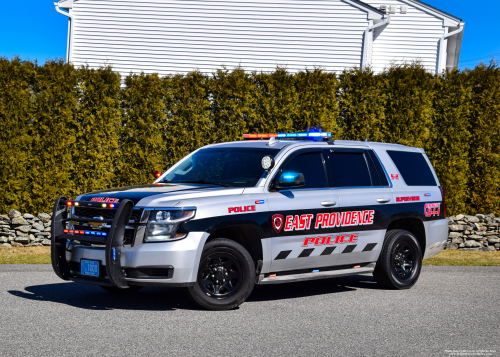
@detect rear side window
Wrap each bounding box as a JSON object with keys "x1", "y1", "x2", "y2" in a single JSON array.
[
  {"x1": 387, "y1": 150, "x2": 437, "y2": 186},
  {"x1": 366, "y1": 151, "x2": 390, "y2": 186},
  {"x1": 329, "y1": 152, "x2": 372, "y2": 187}
]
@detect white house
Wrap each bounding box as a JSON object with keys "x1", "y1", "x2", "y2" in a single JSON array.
[{"x1": 54, "y1": 0, "x2": 464, "y2": 76}]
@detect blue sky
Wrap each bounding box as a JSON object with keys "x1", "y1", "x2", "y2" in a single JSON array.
[{"x1": 1, "y1": 0, "x2": 499, "y2": 70}]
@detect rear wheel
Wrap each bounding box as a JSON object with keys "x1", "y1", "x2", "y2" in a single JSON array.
[
  {"x1": 373, "y1": 229, "x2": 422, "y2": 290},
  {"x1": 100, "y1": 285, "x2": 143, "y2": 293},
  {"x1": 187, "y1": 238, "x2": 255, "y2": 310}
]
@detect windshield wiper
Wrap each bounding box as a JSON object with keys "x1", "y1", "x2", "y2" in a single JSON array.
[{"x1": 174, "y1": 180, "x2": 232, "y2": 187}]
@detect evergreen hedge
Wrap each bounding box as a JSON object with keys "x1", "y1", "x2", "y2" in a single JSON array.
[{"x1": 0, "y1": 57, "x2": 498, "y2": 215}]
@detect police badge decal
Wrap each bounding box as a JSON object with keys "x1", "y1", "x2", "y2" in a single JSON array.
[{"x1": 272, "y1": 214, "x2": 284, "y2": 233}]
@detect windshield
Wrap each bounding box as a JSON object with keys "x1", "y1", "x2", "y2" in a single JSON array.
[{"x1": 160, "y1": 147, "x2": 281, "y2": 187}]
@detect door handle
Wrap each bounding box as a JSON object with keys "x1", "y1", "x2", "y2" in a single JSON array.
[
  {"x1": 321, "y1": 201, "x2": 337, "y2": 207},
  {"x1": 376, "y1": 198, "x2": 391, "y2": 203}
]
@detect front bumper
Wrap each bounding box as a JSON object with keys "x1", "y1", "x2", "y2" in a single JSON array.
[
  {"x1": 68, "y1": 231, "x2": 209, "y2": 286},
  {"x1": 51, "y1": 196, "x2": 208, "y2": 288}
]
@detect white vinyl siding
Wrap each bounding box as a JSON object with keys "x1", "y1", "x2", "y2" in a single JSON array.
[
  {"x1": 364, "y1": 0, "x2": 445, "y2": 73},
  {"x1": 71, "y1": 0, "x2": 371, "y2": 76}
]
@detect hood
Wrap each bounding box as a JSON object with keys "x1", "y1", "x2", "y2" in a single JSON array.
[{"x1": 78, "y1": 183, "x2": 244, "y2": 205}]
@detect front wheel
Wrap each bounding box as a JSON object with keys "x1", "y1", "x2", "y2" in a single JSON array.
[
  {"x1": 186, "y1": 238, "x2": 255, "y2": 310},
  {"x1": 373, "y1": 229, "x2": 422, "y2": 290}
]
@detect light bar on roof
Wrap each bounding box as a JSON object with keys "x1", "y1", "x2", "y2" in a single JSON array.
[{"x1": 243, "y1": 132, "x2": 331, "y2": 141}]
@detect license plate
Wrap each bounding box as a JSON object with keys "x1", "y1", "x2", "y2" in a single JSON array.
[{"x1": 81, "y1": 259, "x2": 100, "y2": 277}]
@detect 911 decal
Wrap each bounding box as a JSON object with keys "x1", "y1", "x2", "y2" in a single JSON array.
[
  {"x1": 424, "y1": 203, "x2": 440, "y2": 217},
  {"x1": 284, "y1": 210, "x2": 374, "y2": 232}
]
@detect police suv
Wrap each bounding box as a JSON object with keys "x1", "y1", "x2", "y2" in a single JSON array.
[{"x1": 51, "y1": 132, "x2": 448, "y2": 310}]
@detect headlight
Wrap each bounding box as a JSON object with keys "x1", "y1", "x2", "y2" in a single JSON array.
[{"x1": 144, "y1": 208, "x2": 196, "y2": 242}]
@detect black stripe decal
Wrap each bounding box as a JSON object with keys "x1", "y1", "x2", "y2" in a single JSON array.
[
  {"x1": 298, "y1": 248, "x2": 314, "y2": 258},
  {"x1": 342, "y1": 245, "x2": 357, "y2": 254},
  {"x1": 275, "y1": 250, "x2": 292, "y2": 260},
  {"x1": 321, "y1": 246, "x2": 337, "y2": 255},
  {"x1": 363, "y1": 243, "x2": 377, "y2": 252}
]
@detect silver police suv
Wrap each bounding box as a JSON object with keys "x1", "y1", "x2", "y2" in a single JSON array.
[{"x1": 51, "y1": 132, "x2": 448, "y2": 310}]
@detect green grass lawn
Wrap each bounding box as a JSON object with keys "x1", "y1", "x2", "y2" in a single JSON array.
[
  {"x1": 0, "y1": 246, "x2": 51, "y2": 264},
  {"x1": 1, "y1": 246, "x2": 500, "y2": 266},
  {"x1": 423, "y1": 249, "x2": 500, "y2": 266}
]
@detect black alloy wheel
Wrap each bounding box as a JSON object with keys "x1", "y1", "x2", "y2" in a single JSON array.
[
  {"x1": 187, "y1": 238, "x2": 256, "y2": 310},
  {"x1": 199, "y1": 252, "x2": 243, "y2": 298},
  {"x1": 373, "y1": 229, "x2": 422, "y2": 290},
  {"x1": 392, "y1": 240, "x2": 416, "y2": 280}
]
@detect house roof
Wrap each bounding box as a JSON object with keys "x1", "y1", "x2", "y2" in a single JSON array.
[
  {"x1": 348, "y1": 0, "x2": 386, "y2": 16},
  {"x1": 403, "y1": 0, "x2": 462, "y2": 25},
  {"x1": 343, "y1": 0, "x2": 385, "y2": 19}
]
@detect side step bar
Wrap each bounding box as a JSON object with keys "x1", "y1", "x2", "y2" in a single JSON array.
[{"x1": 258, "y1": 263, "x2": 375, "y2": 285}]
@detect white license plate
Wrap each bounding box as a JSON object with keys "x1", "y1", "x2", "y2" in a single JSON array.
[{"x1": 81, "y1": 259, "x2": 99, "y2": 277}]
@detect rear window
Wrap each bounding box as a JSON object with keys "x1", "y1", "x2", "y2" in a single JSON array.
[{"x1": 387, "y1": 151, "x2": 437, "y2": 186}]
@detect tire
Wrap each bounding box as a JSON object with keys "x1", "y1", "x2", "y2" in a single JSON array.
[
  {"x1": 373, "y1": 229, "x2": 422, "y2": 290},
  {"x1": 100, "y1": 285, "x2": 144, "y2": 293},
  {"x1": 186, "y1": 238, "x2": 256, "y2": 311}
]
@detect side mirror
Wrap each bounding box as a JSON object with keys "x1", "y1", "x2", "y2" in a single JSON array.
[{"x1": 277, "y1": 172, "x2": 305, "y2": 189}]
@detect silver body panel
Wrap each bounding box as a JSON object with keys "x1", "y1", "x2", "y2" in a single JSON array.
[
  {"x1": 68, "y1": 232, "x2": 209, "y2": 284},
  {"x1": 69, "y1": 139, "x2": 448, "y2": 285}
]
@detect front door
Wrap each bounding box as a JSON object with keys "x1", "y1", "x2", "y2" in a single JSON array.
[
  {"x1": 267, "y1": 149, "x2": 341, "y2": 272},
  {"x1": 324, "y1": 148, "x2": 394, "y2": 267}
]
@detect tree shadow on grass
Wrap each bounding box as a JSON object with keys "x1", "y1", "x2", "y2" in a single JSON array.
[{"x1": 7, "y1": 274, "x2": 380, "y2": 311}]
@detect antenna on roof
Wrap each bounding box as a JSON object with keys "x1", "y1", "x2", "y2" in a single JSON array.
[{"x1": 268, "y1": 136, "x2": 278, "y2": 146}]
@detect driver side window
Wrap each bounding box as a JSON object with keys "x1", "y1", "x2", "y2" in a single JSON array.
[{"x1": 278, "y1": 151, "x2": 328, "y2": 189}]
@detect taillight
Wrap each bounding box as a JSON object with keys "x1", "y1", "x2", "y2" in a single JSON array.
[{"x1": 439, "y1": 186, "x2": 446, "y2": 218}]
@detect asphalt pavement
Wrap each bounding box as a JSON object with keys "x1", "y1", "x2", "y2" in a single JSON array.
[{"x1": 0, "y1": 265, "x2": 499, "y2": 357}]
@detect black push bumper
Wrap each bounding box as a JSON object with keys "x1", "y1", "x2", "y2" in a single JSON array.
[{"x1": 51, "y1": 197, "x2": 135, "y2": 289}]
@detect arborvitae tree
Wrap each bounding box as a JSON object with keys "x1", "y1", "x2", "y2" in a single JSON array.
[
  {"x1": 71, "y1": 66, "x2": 122, "y2": 196},
  {"x1": 0, "y1": 58, "x2": 498, "y2": 215},
  {"x1": 380, "y1": 62, "x2": 435, "y2": 148},
  {"x1": 116, "y1": 72, "x2": 167, "y2": 187},
  {"x1": 28, "y1": 60, "x2": 78, "y2": 212},
  {"x1": 163, "y1": 71, "x2": 212, "y2": 169},
  {"x1": 0, "y1": 57, "x2": 35, "y2": 213},
  {"x1": 466, "y1": 61, "x2": 500, "y2": 214},
  {"x1": 294, "y1": 68, "x2": 340, "y2": 136},
  {"x1": 253, "y1": 67, "x2": 297, "y2": 134},
  {"x1": 208, "y1": 67, "x2": 257, "y2": 142},
  {"x1": 338, "y1": 67, "x2": 386, "y2": 142},
  {"x1": 429, "y1": 70, "x2": 471, "y2": 215}
]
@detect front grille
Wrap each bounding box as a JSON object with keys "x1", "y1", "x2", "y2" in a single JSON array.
[
  {"x1": 73, "y1": 207, "x2": 143, "y2": 222},
  {"x1": 73, "y1": 225, "x2": 136, "y2": 245}
]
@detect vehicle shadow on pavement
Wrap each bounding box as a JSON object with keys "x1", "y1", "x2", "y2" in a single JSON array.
[
  {"x1": 7, "y1": 283, "x2": 198, "y2": 311},
  {"x1": 248, "y1": 274, "x2": 381, "y2": 302},
  {"x1": 7, "y1": 274, "x2": 381, "y2": 310}
]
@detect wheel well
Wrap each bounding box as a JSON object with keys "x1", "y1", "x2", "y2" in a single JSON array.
[
  {"x1": 386, "y1": 218, "x2": 426, "y2": 251},
  {"x1": 206, "y1": 226, "x2": 263, "y2": 264}
]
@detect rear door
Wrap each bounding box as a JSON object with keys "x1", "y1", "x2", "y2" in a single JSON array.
[
  {"x1": 324, "y1": 148, "x2": 393, "y2": 266},
  {"x1": 267, "y1": 148, "x2": 341, "y2": 272}
]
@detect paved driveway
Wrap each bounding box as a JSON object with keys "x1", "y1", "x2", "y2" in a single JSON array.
[{"x1": 0, "y1": 265, "x2": 498, "y2": 357}]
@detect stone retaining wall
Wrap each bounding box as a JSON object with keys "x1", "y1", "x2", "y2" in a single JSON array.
[
  {"x1": 0, "y1": 210, "x2": 52, "y2": 247},
  {"x1": 1, "y1": 208, "x2": 499, "y2": 251},
  {"x1": 446, "y1": 214, "x2": 500, "y2": 251}
]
